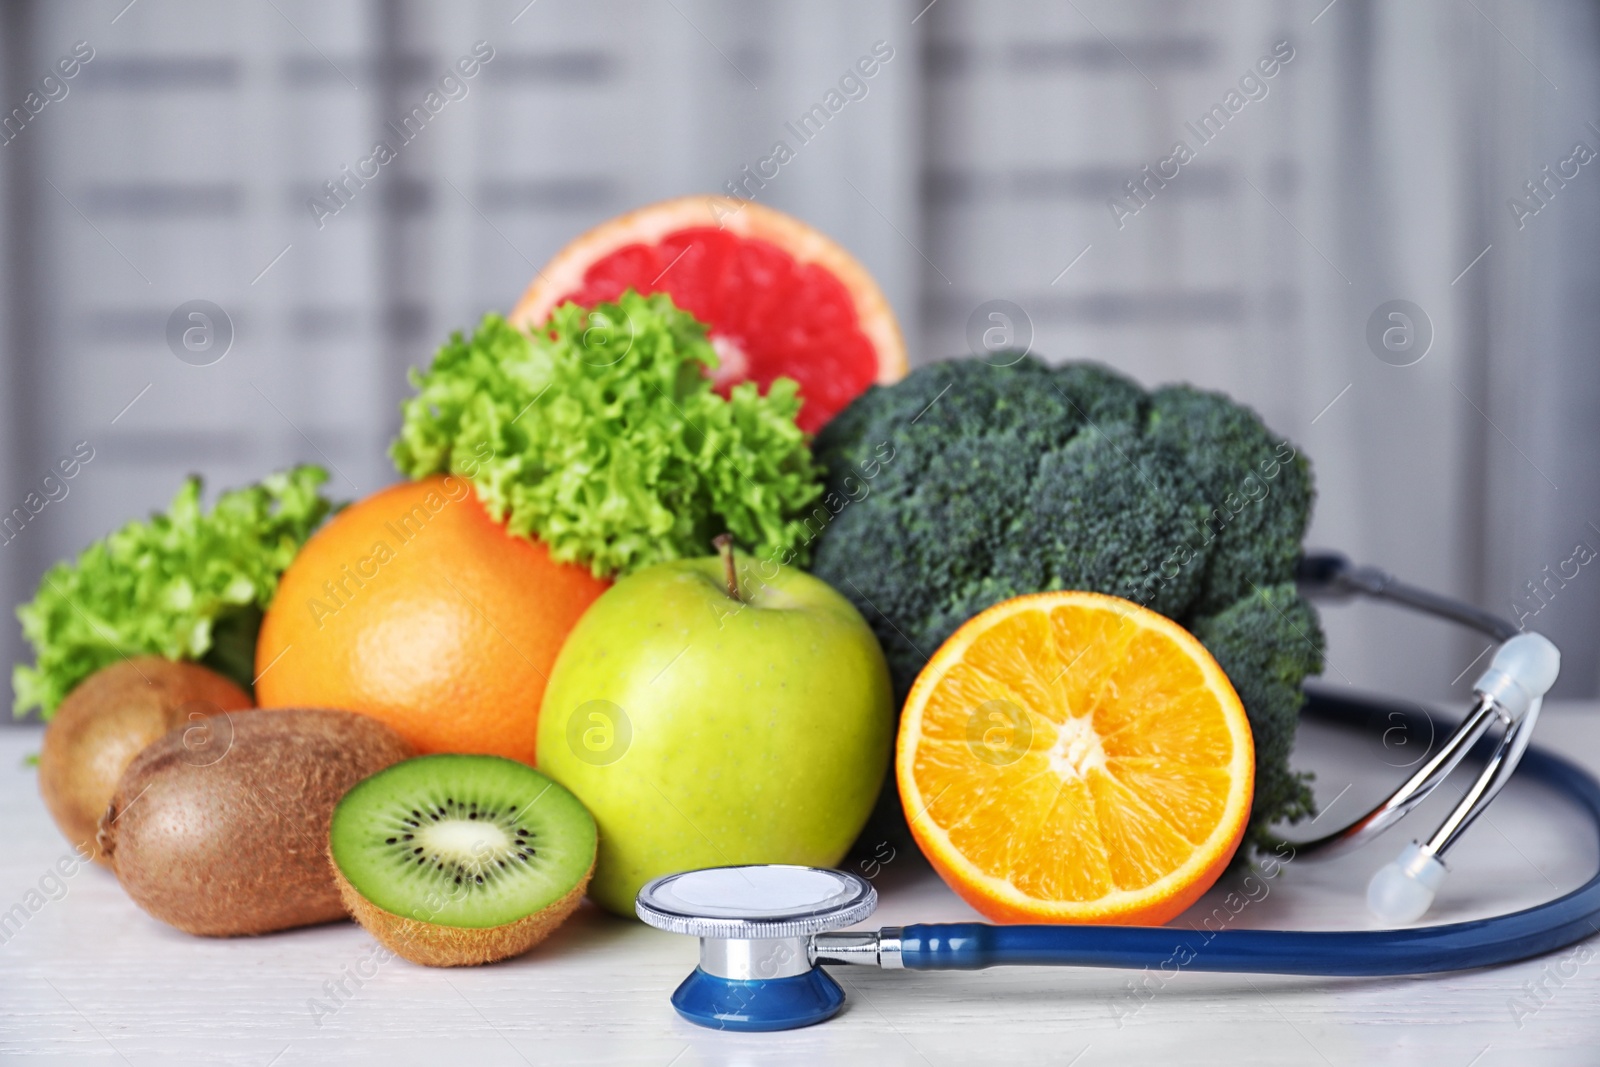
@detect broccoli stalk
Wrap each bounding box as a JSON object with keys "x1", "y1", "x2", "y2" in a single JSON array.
[{"x1": 811, "y1": 356, "x2": 1322, "y2": 853}]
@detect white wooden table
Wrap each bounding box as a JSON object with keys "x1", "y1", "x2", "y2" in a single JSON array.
[{"x1": 4, "y1": 701, "x2": 1599, "y2": 1065}]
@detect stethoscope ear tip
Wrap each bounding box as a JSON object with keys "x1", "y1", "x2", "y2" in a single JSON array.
[
  {"x1": 1478, "y1": 632, "x2": 1561, "y2": 718},
  {"x1": 1367, "y1": 842, "x2": 1447, "y2": 924}
]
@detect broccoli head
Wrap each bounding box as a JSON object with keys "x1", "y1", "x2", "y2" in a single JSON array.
[{"x1": 810, "y1": 355, "x2": 1323, "y2": 849}]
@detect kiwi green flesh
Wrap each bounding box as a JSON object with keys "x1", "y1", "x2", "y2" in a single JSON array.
[{"x1": 329, "y1": 754, "x2": 596, "y2": 930}]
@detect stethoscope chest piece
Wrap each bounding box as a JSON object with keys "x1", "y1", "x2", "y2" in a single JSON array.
[{"x1": 636, "y1": 865, "x2": 877, "y2": 1031}]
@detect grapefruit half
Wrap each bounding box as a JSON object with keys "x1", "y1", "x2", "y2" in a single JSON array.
[{"x1": 509, "y1": 196, "x2": 907, "y2": 432}]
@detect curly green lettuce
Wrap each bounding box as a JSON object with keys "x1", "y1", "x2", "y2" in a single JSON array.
[
  {"x1": 391, "y1": 291, "x2": 824, "y2": 578},
  {"x1": 12, "y1": 465, "x2": 334, "y2": 719}
]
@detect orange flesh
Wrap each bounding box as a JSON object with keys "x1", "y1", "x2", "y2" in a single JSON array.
[{"x1": 899, "y1": 592, "x2": 1252, "y2": 924}]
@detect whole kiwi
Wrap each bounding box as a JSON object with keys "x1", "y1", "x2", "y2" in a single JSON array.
[
  {"x1": 98, "y1": 707, "x2": 412, "y2": 936},
  {"x1": 38, "y1": 657, "x2": 253, "y2": 865}
]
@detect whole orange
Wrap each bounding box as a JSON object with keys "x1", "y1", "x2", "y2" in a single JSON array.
[{"x1": 255, "y1": 476, "x2": 609, "y2": 764}]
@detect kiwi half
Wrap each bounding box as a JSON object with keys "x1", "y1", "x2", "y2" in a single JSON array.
[{"x1": 329, "y1": 754, "x2": 596, "y2": 967}]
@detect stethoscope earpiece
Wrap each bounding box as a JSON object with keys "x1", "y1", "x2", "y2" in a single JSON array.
[
  {"x1": 1360, "y1": 633, "x2": 1559, "y2": 924},
  {"x1": 1367, "y1": 842, "x2": 1447, "y2": 924}
]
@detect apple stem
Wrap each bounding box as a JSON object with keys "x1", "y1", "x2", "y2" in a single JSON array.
[{"x1": 713, "y1": 534, "x2": 742, "y2": 602}]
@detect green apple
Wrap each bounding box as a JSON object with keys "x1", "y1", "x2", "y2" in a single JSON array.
[{"x1": 536, "y1": 541, "x2": 895, "y2": 916}]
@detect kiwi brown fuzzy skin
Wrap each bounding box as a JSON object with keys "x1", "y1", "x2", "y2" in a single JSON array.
[
  {"x1": 332, "y1": 852, "x2": 594, "y2": 967},
  {"x1": 99, "y1": 707, "x2": 412, "y2": 936},
  {"x1": 39, "y1": 657, "x2": 253, "y2": 866}
]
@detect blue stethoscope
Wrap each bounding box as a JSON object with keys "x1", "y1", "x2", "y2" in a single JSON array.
[{"x1": 635, "y1": 554, "x2": 1596, "y2": 1031}]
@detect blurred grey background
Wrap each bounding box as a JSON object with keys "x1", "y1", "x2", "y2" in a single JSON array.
[{"x1": 1, "y1": 0, "x2": 1597, "y2": 717}]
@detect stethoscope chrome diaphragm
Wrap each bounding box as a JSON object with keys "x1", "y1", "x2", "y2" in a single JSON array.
[{"x1": 636, "y1": 865, "x2": 879, "y2": 1030}]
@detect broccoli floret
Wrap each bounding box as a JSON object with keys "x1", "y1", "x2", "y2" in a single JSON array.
[
  {"x1": 811, "y1": 356, "x2": 1322, "y2": 847},
  {"x1": 1146, "y1": 386, "x2": 1313, "y2": 614},
  {"x1": 997, "y1": 426, "x2": 1214, "y2": 620},
  {"x1": 1190, "y1": 582, "x2": 1324, "y2": 850}
]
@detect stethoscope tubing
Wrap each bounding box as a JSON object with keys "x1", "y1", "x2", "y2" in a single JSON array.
[{"x1": 896, "y1": 691, "x2": 1600, "y2": 976}]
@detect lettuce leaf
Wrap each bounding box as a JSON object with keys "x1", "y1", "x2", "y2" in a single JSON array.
[
  {"x1": 391, "y1": 291, "x2": 824, "y2": 578},
  {"x1": 12, "y1": 465, "x2": 335, "y2": 719}
]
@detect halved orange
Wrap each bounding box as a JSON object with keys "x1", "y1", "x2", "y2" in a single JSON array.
[
  {"x1": 508, "y1": 196, "x2": 907, "y2": 433},
  {"x1": 898, "y1": 591, "x2": 1254, "y2": 926}
]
